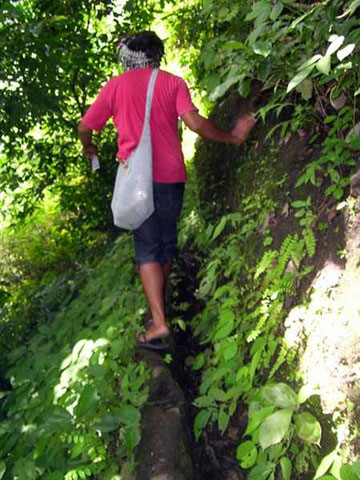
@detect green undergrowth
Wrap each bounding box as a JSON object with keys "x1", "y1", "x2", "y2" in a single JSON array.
[
  {"x1": 184, "y1": 152, "x2": 359, "y2": 479},
  {"x1": 181, "y1": 80, "x2": 360, "y2": 480},
  {"x1": 0, "y1": 234, "x2": 149, "y2": 480},
  {"x1": 0, "y1": 198, "x2": 111, "y2": 356},
  {"x1": 172, "y1": 1, "x2": 360, "y2": 477}
]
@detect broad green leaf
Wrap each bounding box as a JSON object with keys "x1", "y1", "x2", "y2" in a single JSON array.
[
  {"x1": 236, "y1": 365, "x2": 250, "y2": 383},
  {"x1": 245, "y1": 406, "x2": 275, "y2": 435},
  {"x1": 316, "y1": 55, "x2": 331, "y2": 75},
  {"x1": 0, "y1": 462, "x2": 5, "y2": 480},
  {"x1": 13, "y1": 459, "x2": 36, "y2": 480},
  {"x1": 349, "y1": 0, "x2": 360, "y2": 13},
  {"x1": 222, "y1": 41, "x2": 245, "y2": 50},
  {"x1": 44, "y1": 406, "x2": 73, "y2": 432},
  {"x1": 222, "y1": 341, "x2": 238, "y2": 361},
  {"x1": 280, "y1": 456, "x2": 292, "y2": 480},
  {"x1": 349, "y1": 460, "x2": 360, "y2": 474},
  {"x1": 316, "y1": 476, "x2": 337, "y2": 480},
  {"x1": 251, "y1": 336, "x2": 266, "y2": 355},
  {"x1": 218, "y1": 409, "x2": 230, "y2": 433},
  {"x1": 253, "y1": 41, "x2": 272, "y2": 58},
  {"x1": 212, "y1": 216, "x2": 227, "y2": 240},
  {"x1": 270, "y1": 2, "x2": 283, "y2": 21},
  {"x1": 245, "y1": 0, "x2": 272, "y2": 23},
  {"x1": 75, "y1": 386, "x2": 99, "y2": 417},
  {"x1": 350, "y1": 136, "x2": 360, "y2": 150},
  {"x1": 298, "y1": 384, "x2": 319, "y2": 404},
  {"x1": 250, "y1": 349, "x2": 262, "y2": 380},
  {"x1": 261, "y1": 383, "x2": 298, "y2": 408},
  {"x1": 335, "y1": 61, "x2": 352, "y2": 72},
  {"x1": 326, "y1": 35, "x2": 344, "y2": 56},
  {"x1": 287, "y1": 66, "x2": 313, "y2": 92},
  {"x1": 296, "y1": 78, "x2": 313, "y2": 100},
  {"x1": 117, "y1": 405, "x2": 140, "y2": 424},
  {"x1": 209, "y1": 76, "x2": 241, "y2": 102},
  {"x1": 192, "y1": 353, "x2": 205, "y2": 371},
  {"x1": 259, "y1": 408, "x2": 293, "y2": 449},
  {"x1": 236, "y1": 440, "x2": 258, "y2": 468},
  {"x1": 194, "y1": 409, "x2": 211, "y2": 440},
  {"x1": 203, "y1": 0, "x2": 213, "y2": 14},
  {"x1": 93, "y1": 414, "x2": 121, "y2": 432},
  {"x1": 299, "y1": 54, "x2": 322, "y2": 71},
  {"x1": 340, "y1": 465, "x2": 358, "y2": 480},
  {"x1": 209, "y1": 387, "x2": 227, "y2": 401},
  {"x1": 249, "y1": 462, "x2": 275, "y2": 480},
  {"x1": 338, "y1": 0, "x2": 360, "y2": 16},
  {"x1": 218, "y1": 309, "x2": 235, "y2": 329},
  {"x1": 295, "y1": 412, "x2": 321, "y2": 444},
  {"x1": 337, "y1": 44, "x2": 355, "y2": 61},
  {"x1": 43, "y1": 473, "x2": 63, "y2": 480},
  {"x1": 267, "y1": 444, "x2": 283, "y2": 461},
  {"x1": 238, "y1": 77, "x2": 251, "y2": 97},
  {"x1": 70, "y1": 442, "x2": 84, "y2": 459},
  {"x1": 324, "y1": 115, "x2": 336, "y2": 124},
  {"x1": 194, "y1": 395, "x2": 214, "y2": 408},
  {"x1": 292, "y1": 200, "x2": 307, "y2": 208},
  {"x1": 214, "y1": 317, "x2": 234, "y2": 340},
  {"x1": 330, "y1": 455, "x2": 342, "y2": 480},
  {"x1": 124, "y1": 425, "x2": 141, "y2": 451},
  {"x1": 176, "y1": 318, "x2": 186, "y2": 331},
  {"x1": 314, "y1": 450, "x2": 337, "y2": 479}
]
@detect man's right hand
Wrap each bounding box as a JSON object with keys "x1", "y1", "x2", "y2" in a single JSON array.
[
  {"x1": 78, "y1": 121, "x2": 98, "y2": 159},
  {"x1": 83, "y1": 142, "x2": 98, "y2": 159}
]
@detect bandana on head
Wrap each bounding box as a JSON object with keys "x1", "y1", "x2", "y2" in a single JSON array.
[{"x1": 118, "y1": 43, "x2": 159, "y2": 71}]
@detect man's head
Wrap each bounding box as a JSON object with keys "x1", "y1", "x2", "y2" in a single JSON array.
[{"x1": 118, "y1": 31, "x2": 164, "y2": 71}]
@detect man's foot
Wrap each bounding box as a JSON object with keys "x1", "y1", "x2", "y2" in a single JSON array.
[{"x1": 136, "y1": 331, "x2": 169, "y2": 351}]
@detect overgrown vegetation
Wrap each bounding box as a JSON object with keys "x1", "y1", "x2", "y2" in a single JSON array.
[
  {"x1": 1, "y1": 0, "x2": 360, "y2": 479},
  {"x1": 0, "y1": 235, "x2": 150, "y2": 480}
]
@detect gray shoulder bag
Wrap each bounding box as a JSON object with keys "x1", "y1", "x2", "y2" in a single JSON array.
[{"x1": 111, "y1": 68, "x2": 159, "y2": 230}]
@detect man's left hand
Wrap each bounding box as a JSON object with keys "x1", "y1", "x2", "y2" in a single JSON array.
[{"x1": 231, "y1": 113, "x2": 256, "y2": 145}]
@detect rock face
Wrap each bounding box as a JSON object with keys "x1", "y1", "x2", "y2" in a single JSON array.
[{"x1": 136, "y1": 349, "x2": 193, "y2": 480}]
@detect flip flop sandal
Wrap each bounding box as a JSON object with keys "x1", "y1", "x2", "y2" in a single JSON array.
[{"x1": 136, "y1": 332, "x2": 169, "y2": 351}]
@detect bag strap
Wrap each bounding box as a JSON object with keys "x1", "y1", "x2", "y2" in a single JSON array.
[{"x1": 144, "y1": 68, "x2": 159, "y2": 123}]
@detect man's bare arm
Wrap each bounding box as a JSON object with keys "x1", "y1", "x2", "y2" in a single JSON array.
[
  {"x1": 181, "y1": 111, "x2": 256, "y2": 146},
  {"x1": 77, "y1": 121, "x2": 98, "y2": 158}
]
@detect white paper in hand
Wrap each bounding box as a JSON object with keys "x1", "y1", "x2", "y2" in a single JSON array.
[{"x1": 91, "y1": 155, "x2": 100, "y2": 171}]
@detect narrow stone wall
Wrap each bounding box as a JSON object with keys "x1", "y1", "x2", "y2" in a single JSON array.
[{"x1": 135, "y1": 349, "x2": 193, "y2": 480}]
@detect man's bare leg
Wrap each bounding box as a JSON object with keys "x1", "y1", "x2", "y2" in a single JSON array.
[{"x1": 139, "y1": 262, "x2": 170, "y2": 341}]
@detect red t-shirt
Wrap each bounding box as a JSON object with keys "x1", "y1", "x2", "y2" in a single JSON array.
[{"x1": 82, "y1": 68, "x2": 198, "y2": 183}]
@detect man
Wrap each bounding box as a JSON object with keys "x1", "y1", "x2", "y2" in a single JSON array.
[{"x1": 78, "y1": 31, "x2": 255, "y2": 349}]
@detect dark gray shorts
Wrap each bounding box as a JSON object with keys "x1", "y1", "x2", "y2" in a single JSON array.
[{"x1": 133, "y1": 182, "x2": 185, "y2": 267}]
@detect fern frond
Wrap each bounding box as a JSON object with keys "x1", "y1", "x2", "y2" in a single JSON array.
[
  {"x1": 267, "y1": 299, "x2": 284, "y2": 328},
  {"x1": 277, "y1": 234, "x2": 298, "y2": 273},
  {"x1": 247, "y1": 313, "x2": 268, "y2": 342},
  {"x1": 303, "y1": 228, "x2": 316, "y2": 257},
  {"x1": 254, "y1": 250, "x2": 278, "y2": 279},
  {"x1": 291, "y1": 238, "x2": 305, "y2": 268},
  {"x1": 269, "y1": 340, "x2": 288, "y2": 378}
]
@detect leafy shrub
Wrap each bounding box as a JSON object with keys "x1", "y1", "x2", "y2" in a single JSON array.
[{"x1": 0, "y1": 235, "x2": 149, "y2": 479}]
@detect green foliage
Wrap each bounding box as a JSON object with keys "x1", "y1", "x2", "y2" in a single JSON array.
[
  {"x1": 236, "y1": 383, "x2": 323, "y2": 478},
  {"x1": 0, "y1": 200, "x2": 106, "y2": 358},
  {"x1": 0, "y1": 0, "x2": 162, "y2": 228},
  {"x1": 1, "y1": 0, "x2": 359, "y2": 478},
  {"x1": 0, "y1": 235, "x2": 149, "y2": 479}
]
